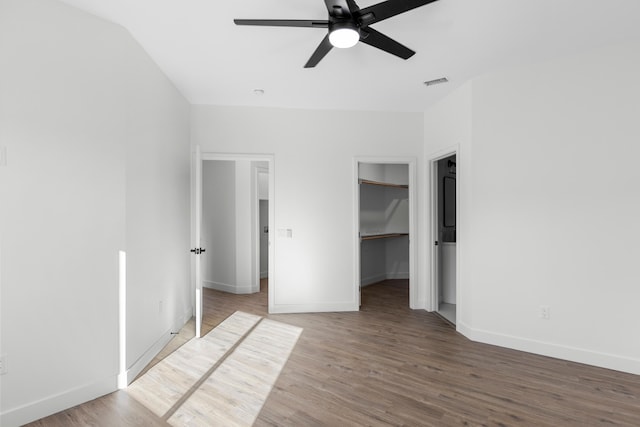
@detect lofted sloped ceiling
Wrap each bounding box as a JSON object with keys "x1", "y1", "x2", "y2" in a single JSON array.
[{"x1": 58, "y1": 0, "x2": 640, "y2": 112}]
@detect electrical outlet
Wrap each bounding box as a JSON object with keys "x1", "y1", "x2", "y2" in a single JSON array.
[
  {"x1": 159, "y1": 300, "x2": 163, "y2": 314},
  {"x1": 0, "y1": 354, "x2": 7, "y2": 375},
  {"x1": 540, "y1": 305, "x2": 551, "y2": 320}
]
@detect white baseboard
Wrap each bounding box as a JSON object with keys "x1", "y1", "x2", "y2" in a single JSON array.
[
  {"x1": 270, "y1": 301, "x2": 358, "y2": 314},
  {"x1": 0, "y1": 376, "x2": 116, "y2": 427},
  {"x1": 360, "y1": 273, "x2": 387, "y2": 287},
  {"x1": 386, "y1": 272, "x2": 410, "y2": 280},
  {"x1": 360, "y1": 272, "x2": 409, "y2": 287},
  {"x1": 126, "y1": 307, "x2": 193, "y2": 385},
  {"x1": 0, "y1": 306, "x2": 194, "y2": 427},
  {"x1": 260, "y1": 271, "x2": 268, "y2": 279},
  {"x1": 204, "y1": 280, "x2": 253, "y2": 294},
  {"x1": 457, "y1": 321, "x2": 640, "y2": 375}
]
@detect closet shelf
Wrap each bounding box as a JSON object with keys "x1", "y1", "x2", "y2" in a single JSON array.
[
  {"x1": 360, "y1": 233, "x2": 409, "y2": 241},
  {"x1": 359, "y1": 179, "x2": 408, "y2": 189}
]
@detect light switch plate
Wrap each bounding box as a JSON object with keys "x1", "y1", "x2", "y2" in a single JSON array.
[{"x1": 277, "y1": 228, "x2": 293, "y2": 239}]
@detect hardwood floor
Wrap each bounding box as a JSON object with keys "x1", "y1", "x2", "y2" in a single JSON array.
[{"x1": 27, "y1": 279, "x2": 639, "y2": 426}]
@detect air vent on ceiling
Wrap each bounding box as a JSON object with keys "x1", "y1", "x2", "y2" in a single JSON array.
[{"x1": 424, "y1": 77, "x2": 449, "y2": 87}]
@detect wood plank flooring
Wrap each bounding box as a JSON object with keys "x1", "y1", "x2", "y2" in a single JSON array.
[
  {"x1": 127, "y1": 311, "x2": 263, "y2": 418},
  {"x1": 168, "y1": 317, "x2": 302, "y2": 426},
  {"x1": 27, "y1": 279, "x2": 640, "y2": 426}
]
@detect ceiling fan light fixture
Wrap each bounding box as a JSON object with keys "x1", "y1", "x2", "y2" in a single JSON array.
[{"x1": 329, "y1": 22, "x2": 360, "y2": 48}]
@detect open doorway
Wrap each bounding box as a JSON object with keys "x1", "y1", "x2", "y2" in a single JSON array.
[
  {"x1": 193, "y1": 151, "x2": 274, "y2": 337},
  {"x1": 201, "y1": 160, "x2": 267, "y2": 294},
  {"x1": 354, "y1": 159, "x2": 417, "y2": 310},
  {"x1": 431, "y1": 152, "x2": 457, "y2": 325}
]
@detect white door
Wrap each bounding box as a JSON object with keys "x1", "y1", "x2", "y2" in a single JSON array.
[{"x1": 194, "y1": 146, "x2": 204, "y2": 338}]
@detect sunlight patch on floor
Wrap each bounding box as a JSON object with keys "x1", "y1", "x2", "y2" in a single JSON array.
[
  {"x1": 126, "y1": 311, "x2": 302, "y2": 426},
  {"x1": 126, "y1": 311, "x2": 262, "y2": 416}
]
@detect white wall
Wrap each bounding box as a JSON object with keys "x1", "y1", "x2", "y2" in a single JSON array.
[
  {"x1": 359, "y1": 184, "x2": 388, "y2": 236},
  {"x1": 358, "y1": 163, "x2": 386, "y2": 183},
  {"x1": 360, "y1": 240, "x2": 387, "y2": 285},
  {"x1": 424, "y1": 82, "x2": 472, "y2": 318},
  {"x1": 201, "y1": 159, "x2": 258, "y2": 294},
  {"x1": 383, "y1": 186, "x2": 409, "y2": 234},
  {"x1": 383, "y1": 164, "x2": 410, "y2": 186},
  {"x1": 259, "y1": 200, "x2": 269, "y2": 278},
  {"x1": 123, "y1": 11, "x2": 191, "y2": 380},
  {"x1": 258, "y1": 169, "x2": 269, "y2": 200},
  {"x1": 424, "y1": 42, "x2": 640, "y2": 374},
  {"x1": 202, "y1": 161, "x2": 236, "y2": 291},
  {"x1": 235, "y1": 161, "x2": 254, "y2": 292},
  {"x1": 191, "y1": 106, "x2": 424, "y2": 312},
  {"x1": 0, "y1": 1, "x2": 191, "y2": 425}
]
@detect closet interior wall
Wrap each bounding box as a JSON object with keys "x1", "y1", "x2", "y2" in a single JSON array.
[{"x1": 359, "y1": 163, "x2": 410, "y2": 287}]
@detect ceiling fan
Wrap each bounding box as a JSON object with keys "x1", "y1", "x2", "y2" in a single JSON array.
[{"x1": 234, "y1": 0, "x2": 440, "y2": 68}]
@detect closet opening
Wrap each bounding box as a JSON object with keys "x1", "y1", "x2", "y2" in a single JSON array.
[{"x1": 355, "y1": 160, "x2": 416, "y2": 310}]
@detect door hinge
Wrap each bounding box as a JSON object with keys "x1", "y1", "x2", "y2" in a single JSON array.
[
  {"x1": 434, "y1": 241, "x2": 439, "y2": 246},
  {"x1": 190, "y1": 248, "x2": 206, "y2": 255}
]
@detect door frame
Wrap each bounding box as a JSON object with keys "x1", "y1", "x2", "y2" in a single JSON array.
[
  {"x1": 254, "y1": 165, "x2": 269, "y2": 292},
  {"x1": 353, "y1": 156, "x2": 417, "y2": 309},
  {"x1": 428, "y1": 146, "x2": 459, "y2": 314},
  {"x1": 192, "y1": 150, "x2": 275, "y2": 337}
]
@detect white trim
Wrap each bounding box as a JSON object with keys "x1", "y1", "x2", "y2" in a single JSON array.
[
  {"x1": 267, "y1": 161, "x2": 275, "y2": 313},
  {"x1": 353, "y1": 157, "x2": 418, "y2": 309},
  {"x1": 0, "y1": 376, "x2": 116, "y2": 427},
  {"x1": 386, "y1": 272, "x2": 410, "y2": 280},
  {"x1": 127, "y1": 330, "x2": 172, "y2": 384},
  {"x1": 251, "y1": 164, "x2": 259, "y2": 293},
  {"x1": 254, "y1": 165, "x2": 269, "y2": 293},
  {"x1": 117, "y1": 250, "x2": 127, "y2": 390},
  {"x1": 457, "y1": 322, "x2": 640, "y2": 375},
  {"x1": 360, "y1": 272, "x2": 410, "y2": 287},
  {"x1": 194, "y1": 145, "x2": 203, "y2": 338},
  {"x1": 270, "y1": 302, "x2": 358, "y2": 314},
  {"x1": 203, "y1": 280, "x2": 254, "y2": 294},
  {"x1": 201, "y1": 152, "x2": 272, "y2": 162},
  {"x1": 353, "y1": 159, "x2": 361, "y2": 306},
  {"x1": 124, "y1": 307, "x2": 191, "y2": 385}
]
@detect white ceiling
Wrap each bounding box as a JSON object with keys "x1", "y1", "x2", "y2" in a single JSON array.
[{"x1": 58, "y1": 0, "x2": 640, "y2": 112}]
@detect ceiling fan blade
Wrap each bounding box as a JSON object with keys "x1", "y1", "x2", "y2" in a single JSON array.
[
  {"x1": 346, "y1": 0, "x2": 361, "y2": 12},
  {"x1": 360, "y1": 27, "x2": 415, "y2": 60},
  {"x1": 304, "y1": 34, "x2": 333, "y2": 68},
  {"x1": 324, "y1": 0, "x2": 353, "y2": 18},
  {"x1": 356, "y1": 0, "x2": 439, "y2": 26},
  {"x1": 234, "y1": 19, "x2": 328, "y2": 28}
]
